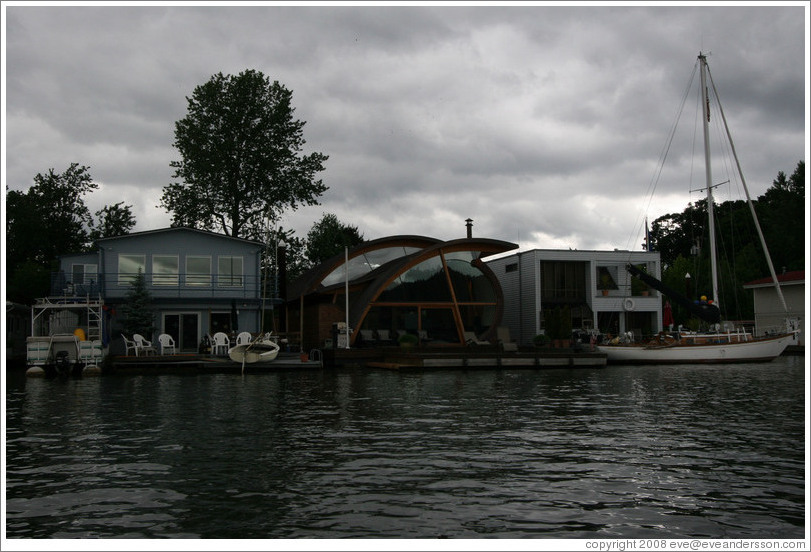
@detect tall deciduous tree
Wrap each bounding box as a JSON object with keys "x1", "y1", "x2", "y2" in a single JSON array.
[
  {"x1": 6, "y1": 163, "x2": 97, "y2": 268},
  {"x1": 89, "y1": 202, "x2": 136, "y2": 241},
  {"x1": 161, "y1": 70, "x2": 328, "y2": 240},
  {"x1": 6, "y1": 164, "x2": 98, "y2": 303},
  {"x1": 305, "y1": 213, "x2": 364, "y2": 267}
]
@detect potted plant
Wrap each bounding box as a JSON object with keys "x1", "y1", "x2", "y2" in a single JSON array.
[
  {"x1": 398, "y1": 332, "x2": 419, "y2": 349},
  {"x1": 532, "y1": 333, "x2": 551, "y2": 348},
  {"x1": 598, "y1": 272, "x2": 614, "y2": 296},
  {"x1": 631, "y1": 265, "x2": 651, "y2": 296},
  {"x1": 543, "y1": 308, "x2": 561, "y2": 347},
  {"x1": 558, "y1": 306, "x2": 572, "y2": 348}
]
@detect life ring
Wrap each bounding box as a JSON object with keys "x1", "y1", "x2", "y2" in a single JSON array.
[{"x1": 623, "y1": 298, "x2": 635, "y2": 311}]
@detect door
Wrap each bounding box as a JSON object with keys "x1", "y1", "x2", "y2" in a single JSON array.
[{"x1": 164, "y1": 313, "x2": 200, "y2": 352}]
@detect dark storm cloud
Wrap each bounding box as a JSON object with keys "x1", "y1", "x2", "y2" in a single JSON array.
[{"x1": 3, "y1": 3, "x2": 806, "y2": 252}]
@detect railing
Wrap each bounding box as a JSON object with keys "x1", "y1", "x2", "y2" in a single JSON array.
[{"x1": 50, "y1": 271, "x2": 276, "y2": 301}]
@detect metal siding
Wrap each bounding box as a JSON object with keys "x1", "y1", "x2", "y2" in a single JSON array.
[{"x1": 489, "y1": 249, "x2": 663, "y2": 343}]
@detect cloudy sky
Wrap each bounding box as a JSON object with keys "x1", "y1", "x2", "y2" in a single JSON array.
[{"x1": 3, "y1": 2, "x2": 808, "y2": 254}]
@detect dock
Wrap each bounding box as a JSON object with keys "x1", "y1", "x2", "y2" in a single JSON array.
[
  {"x1": 106, "y1": 351, "x2": 325, "y2": 375},
  {"x1": 324, "y1": 345, "x2": 607, "y2": 371},
  {"x1": 95, "y1": 346, "x2": 606, "y2": 375}
]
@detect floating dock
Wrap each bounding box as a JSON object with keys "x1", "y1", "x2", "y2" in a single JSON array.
[
  {"x1": 107, "y1": 351, "x2": 324, "y2": 375},
  {"x1": 325, "y1": 346, "x2": 607, "y2": 371},
  {"x1": 30, "y1": 346, "x2": 606, "y2": 376}
]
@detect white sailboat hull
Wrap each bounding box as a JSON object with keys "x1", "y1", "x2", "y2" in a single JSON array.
[
  {"x1": 228, "y1": 340, "x2": 280, "y2": 364},
  {"x1": 598, "y1": 333, "x2": 795, "y2": 364}
]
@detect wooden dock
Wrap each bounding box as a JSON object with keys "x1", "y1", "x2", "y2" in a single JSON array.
[
  {"x1": 37, "y1": 344, "x2": 607, "y2": 376},
  {"x1": 106, "y1": 351, "x2": 324, "y2": 375},
  {"x1": 324, "y1": 345, "x2": 607, "y2": 371}
]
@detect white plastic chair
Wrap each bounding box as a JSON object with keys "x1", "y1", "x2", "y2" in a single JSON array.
[
  {"x1": 236, "y1": 331, "x2": 253, "y2": 346},
  {"x1": 158, "y1": 334, "x2": 177, "y2": 355},
  {"x1": 211, "y1": 332, "x2": 230, "y2": 355},
  {"x1": 90, "y1": 340, "x2": 104, "y2": 363},
  {"x1": 121, "y1": 334, "x2": 138, "y2": 356},
  {"x1": 133, "y1": 334, "x2": 156, "y2": 356},
  {"x1": 78, "y1": 341, "x2": 95, "y2": 363}
]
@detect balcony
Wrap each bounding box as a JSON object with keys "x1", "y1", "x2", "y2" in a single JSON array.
[{"x1": 50, "y1": 271, "x2": 276, "y2": 302}]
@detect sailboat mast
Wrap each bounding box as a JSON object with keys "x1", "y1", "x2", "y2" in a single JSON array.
[
  {"x1": 704, "y1": 62, "x2": 790, "y2": 315},
  {"x1": 699, "y1": 52, "x2": 720, "y2": 309}
]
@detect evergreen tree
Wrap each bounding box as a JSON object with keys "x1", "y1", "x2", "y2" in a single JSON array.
[{"x1": 119, "y1": 270, "x2": 155, "y2": 338}]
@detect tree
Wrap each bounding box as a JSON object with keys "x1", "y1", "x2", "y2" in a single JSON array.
[
  {"x1": 305, "y1": 213, "x2": 364, "y2": 267},
  {"x1": 118, "y1": 270, "x2": 155, "y2": 338},
  {"x1": 656, "y1": 161, "x2": 805, "y2": 323},
  {"x1": 89, "y1": 202, "x2": 136, "y2": 241},
  {"x1": 6, "y1": 163, "x2": 97, "y2": 269},
  {"x1": 6, "y1": 164, "x2": 98, "y2": 302},
  {"x1": 161, "y1": 69, "x2": 329, "y2": 240}
]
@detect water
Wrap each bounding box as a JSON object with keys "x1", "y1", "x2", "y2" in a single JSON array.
[{"x1": 4, "y1": 357, "x2": 806, "y2": 540}]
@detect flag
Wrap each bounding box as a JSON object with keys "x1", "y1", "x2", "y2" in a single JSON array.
[{"x1": 643, "y1": 218, "x2": 652, "y2": 251}]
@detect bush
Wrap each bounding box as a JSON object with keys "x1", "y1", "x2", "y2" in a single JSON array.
[
  {"x1": 533, "y1": 334, "x2": 551, "y2": 347},
  {"x1": 398, "y1": 332, "x2": 419, "y2": 347}
]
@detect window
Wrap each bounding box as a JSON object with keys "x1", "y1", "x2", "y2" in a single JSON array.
[
  {"x1": 186, "y1": 256, "x2": 211, "y2": 286},
  {"x1": 153, "y1": 255, "x2": 179, "y2": 286},
  {"x1": 218, "y1": 256, "x2": 243, "y2": 287},
  {"x1": 72, "y1": 264, "x2": 98, "y2": 285},
  {"x1": 445, "y1": 252, "x2": 496, "y2": 302},
  {"x1": 541, "y1": 261, "x2": 587, "y2": 300},
  {"x1": 506, "y1": 263, "x2": 518, "y2": 273},
  {"x1": 118, "y1": 254, "x2": 145, "y2": 285},
  {"x1": 379, "y1": 256, "x2": 450, "y2": 302}
]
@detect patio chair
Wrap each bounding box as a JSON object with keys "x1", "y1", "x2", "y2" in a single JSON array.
[
  {"x1": 211, "y1": 332, "x2": 230, "y2": 355},
  {"x1": 496, "y1": 326, "x2": 519, "y2": 352},
  {"x1": 236, "y1": 331, "x2": 253, "y2": 346},
  {"x1": 158, "y1": 334, "x2": 177, "y2": 355},
  {"x1": 121, "y1": 334, "x2": 138, "y2": 356},
  {"x1": 359, "y1": 329, "x2": 377, "y2": 346},
  {"x1": 78, "y1": 340, "x2": 95, "y2": 363},
  {"x1": 90, "y1": 340, "x2": 104, "y2": 363},
  {"x1": 133, "y1": 334, "x2": 156, "y2": 356},
  {"x1": 464, "y1": 331, "x2": 490, "y2": 346}
]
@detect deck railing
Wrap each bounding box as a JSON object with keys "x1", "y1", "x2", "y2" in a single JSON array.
[{"x1": 50, "y1": 271, "x2": 277, "y2": 301}]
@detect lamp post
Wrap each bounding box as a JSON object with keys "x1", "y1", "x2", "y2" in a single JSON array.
[{"x1": 277, "y1": 237, "x2": 287, "y2": 334}]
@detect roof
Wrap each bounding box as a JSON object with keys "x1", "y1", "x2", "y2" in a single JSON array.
[
  {"x1": 94, "y1": 226, "x2": 264, "y2": 247},
  {"x1": 287, "y1": 235, "x2": 518, "y2": 300},
  {"x1": 743, "y1": 270, "x2": 805, "y2": 288}
]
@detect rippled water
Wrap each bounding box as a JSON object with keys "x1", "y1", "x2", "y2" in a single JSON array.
[{"x1": 4, "y1": 356, "x2": 806, "y2": 539}]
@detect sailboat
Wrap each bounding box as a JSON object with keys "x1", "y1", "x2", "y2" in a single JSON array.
[{"x1": 598, "y1": 53, "x2": 798, "y2": 364}]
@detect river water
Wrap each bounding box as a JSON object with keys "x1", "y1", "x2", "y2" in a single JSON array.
[{"x1": 4, "y1": 356, "x2": 806, "y2": 541}]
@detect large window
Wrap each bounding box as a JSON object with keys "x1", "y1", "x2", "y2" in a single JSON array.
[
  {"x1": 445, "y1": 252, "x2": 495, "y2": 302},
  {"x1": 153, "y1": 255, "x2": 179, "y2": 286},
  {"x1": 541, "y1": 261, "x2": 587, "y2": 300},
  {"x1": 186, "y1": 256, "x2": 211, "y2": 286},
  {"x1": 218, "y1": 256, "x2": 243, "y2": 287},
  {"x1": 379, "y1": 256, "x2": 450, "y2": 302},
  {"x1": 118, "y1": 254, "x2": 145, "y2": 285}
]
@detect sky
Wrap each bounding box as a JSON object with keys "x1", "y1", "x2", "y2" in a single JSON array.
[{"x1": 3, "y1": 2, "x2": 808, "y2": 255}]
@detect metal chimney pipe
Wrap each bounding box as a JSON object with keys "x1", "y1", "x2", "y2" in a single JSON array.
[{"x1": 465, "y1": 218, "x2": 473, "y2": 239}]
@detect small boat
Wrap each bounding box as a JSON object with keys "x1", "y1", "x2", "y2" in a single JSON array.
[
  {"x1": 228, "y1": 333, "x2": 280, "y2": 364},
  {"x1": 599, "y1": 53, "x2": 798, "y2": 364}
]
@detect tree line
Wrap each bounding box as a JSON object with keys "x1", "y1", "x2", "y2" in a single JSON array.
[{"x1": 651, "y1": 160, "x2": 804, "y2": 324}]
